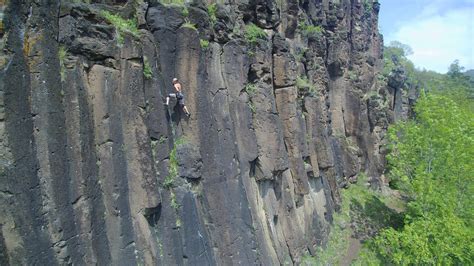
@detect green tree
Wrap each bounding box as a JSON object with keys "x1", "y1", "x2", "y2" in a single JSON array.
[
  {"x1": 389, "y1": 40, "x2": 413, "y2": 56},
  {"x1": 447, "y1": 59, "x2": 465, "y2": 79},
  {"x1": 383, "y1": 41, "x2": 416, "y2": 82},
  {"x1": 417, "y1": 61, "x2": 474, "y2": 112}
]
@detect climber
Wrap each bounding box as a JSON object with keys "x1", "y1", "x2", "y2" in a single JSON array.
[{"x1": 165, "y1": 78, "x2": 191, "y2": 117}]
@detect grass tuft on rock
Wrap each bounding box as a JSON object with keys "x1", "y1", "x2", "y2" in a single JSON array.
[
  {"x1": 164, "y1": 145, "x2": 178, "y2": 189},
  {"x1": 296, "y1": 76, "x2": 317, "y2": 96},
  {"x1": 244, "y1": 23, "x2": 267, "y2": 45},
  {"x1": 244, "y1": 83, "x2": 257, "y2": 96},
  {"x1": 200, "y1": 39, "x2": 209, "y2": 49},
  {"x1": 248, "y1": 101, "x2": 256, "y2": 114},
  {"x1": 363, "y1": 0, "x2": 373, "y2": 16},
  {"x1": 143, "y1": 56, "x2": 153, "y2": 79},
  {"x1": 170, "y1": 190, "x2": 180, "y2": 210},
  {"x1": 181, "y1": 6, "x2": 189, "y2": 17},
  {"x1": 207, "y1": 3, "x2": 217, "y2": 25},
  {"x1": 58, "y1": 46, "x2": 67, "y2": 82},
  {"x1": 100, "y1": 10, "x2": 140, "y2": 44},
  {"x1": 163, "y1": 137, "x2": 186, "y2": 189},
  {"x1": 298, "y1": 22, "x2": 324, "y2": 39},
  {"x1": 181, "y1": 19, "x2": 197, "y2": 31},
  {"x1": 160, "y1": 0, "x2": 185, "y2": 5}
]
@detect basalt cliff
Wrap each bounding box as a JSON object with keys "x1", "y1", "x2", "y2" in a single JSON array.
[{"x1": 0, "y1": 0, "x2": 413, "y2": 265}]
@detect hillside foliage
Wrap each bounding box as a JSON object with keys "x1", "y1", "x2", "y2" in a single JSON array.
[
  {"x1": 373, "y1": 43, "x2": 474, "y2": 265},
  {"x1": 374, "y1": 90, "x2": 474, "y2": 265},
  {"x1": 317, "y1": 41, "x2": 474, "y2": 265}
]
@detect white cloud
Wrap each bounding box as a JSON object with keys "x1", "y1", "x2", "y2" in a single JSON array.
[{"x1": 386, "y1": 5, "x2": 474, "y2": 73}]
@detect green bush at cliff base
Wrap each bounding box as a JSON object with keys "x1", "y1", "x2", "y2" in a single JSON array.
[
  {"x1": 302, "y1": 174, "x2": 403, "y2": 265},
  {"x1": 351, "y1": 47, "x2": 474, "y2": 265},
  {"x1": 244, "y1": 23, "x2": 267, "y2": 45}
]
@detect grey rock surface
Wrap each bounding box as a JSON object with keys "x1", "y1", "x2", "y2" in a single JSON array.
[{"x1": 0, "y1": 0, "x2": 413, "y2": 265}]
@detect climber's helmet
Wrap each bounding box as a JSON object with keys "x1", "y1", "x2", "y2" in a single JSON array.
[{"x1": 172, "y1": 78, "x2": 178, "y2": 84}]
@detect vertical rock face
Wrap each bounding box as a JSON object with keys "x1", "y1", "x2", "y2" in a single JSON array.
[{"x1": 0, "y1": 0, "x2": 399, "y2": 264}]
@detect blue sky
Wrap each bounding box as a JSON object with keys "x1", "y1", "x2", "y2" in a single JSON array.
[{"x1": 379, "y1": 0, "x2": 474, "y2": 73}]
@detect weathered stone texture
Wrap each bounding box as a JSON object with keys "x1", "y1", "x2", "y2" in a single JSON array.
[{"x1": 0, "y1": 0, "x2": 406, "y2": 264}]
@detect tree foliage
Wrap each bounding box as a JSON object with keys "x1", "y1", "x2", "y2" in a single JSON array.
[
  {"x1": 447, "y1": 59, "x2": 465, "y2": 79},
  {"x1": 383, "y1": 41, "x2": 416, "y2": 82},
  {"x1": 347, "y1": 39, "x2": 474, "y2": 264},
  {"x1": 375, "y1": 91, "x2": 474, "y2": 265},
  {"x1": 417, "y1": 62, "x2": 474, "y2": 113}
]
